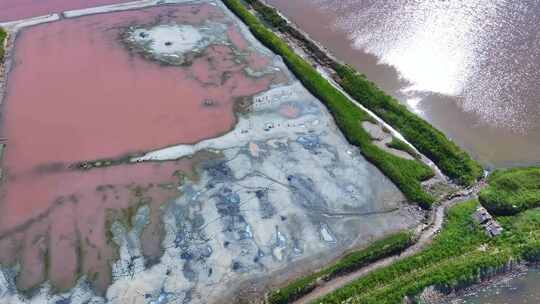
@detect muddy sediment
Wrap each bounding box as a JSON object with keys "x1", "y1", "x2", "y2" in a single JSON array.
[
  {"x1": 0, "y1": 1, "x2": 281, "y2": 294},
  {"x1": 0, "y1": 1, "x2": 423, "y2": 303}
]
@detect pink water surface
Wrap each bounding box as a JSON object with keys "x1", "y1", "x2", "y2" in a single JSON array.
[
  {"x1": 0, "y1": 160, "x2": 192, "y2": 291},
  {"x1": 0, "y1": 4, "x2": 280, "y2": 292},
  {"x1": 0, "y1": 0, "x2": 133, "y2": 22}
]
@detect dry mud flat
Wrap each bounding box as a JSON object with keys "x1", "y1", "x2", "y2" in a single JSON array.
[{"x1": 0, "y1": 1, "x2": 422, "y2": 303}]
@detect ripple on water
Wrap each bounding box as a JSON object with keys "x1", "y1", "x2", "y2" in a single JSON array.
[
  {"x1": 314, "y1": 0, "x2": 540, "y2": 133},
  {"x1": 267, "y1": 0, "x2": 540, "y2": 166}
]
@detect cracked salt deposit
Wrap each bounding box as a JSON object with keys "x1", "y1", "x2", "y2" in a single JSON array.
[{"x1": 132, "y1": 25, "x2": 205, "y2": 55}]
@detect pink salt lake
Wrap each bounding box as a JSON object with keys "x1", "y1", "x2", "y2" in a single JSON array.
[
  {"x1": 0, "y1": 4, "x2": 278, "y2": 292},
  {"x1": 0, "y1": 0, "x2": 133, "y2": 22}
]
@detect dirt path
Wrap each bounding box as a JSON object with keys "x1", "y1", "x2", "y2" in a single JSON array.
[{"x1": 293, "y1": 182, "x2": 485, "y2": 304}]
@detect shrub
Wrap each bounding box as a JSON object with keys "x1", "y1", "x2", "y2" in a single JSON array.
[
  {"x1": 244, "y1": 0, "x2": 287, "y2": 30},
  {"x1": 332, "y1": 64, "x2": 483, "y2": 186},
  {"x1": 521, "y1": 241, "x2": 540, "y2": 262},
  {"x1": 479, "y1": 167, "x2": 540, "y2": 215},
  {"x1": 0, "y1": 27, "x2": 7, "y2": 63}
]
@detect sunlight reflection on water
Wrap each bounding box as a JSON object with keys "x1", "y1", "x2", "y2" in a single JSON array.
[{"x1": 314, "y1": 0, "x2": 540, "y2": 134}]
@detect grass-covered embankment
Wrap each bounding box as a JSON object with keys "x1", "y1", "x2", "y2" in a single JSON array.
[
  {"x1": 241, "y1": 0, "x2": 483, "y2": 187},
  {"x1": 245, "y1": 0, "x2": 287, "y2": 30},
  {"x1": 267, "y1": 232, "x2": 414, "y2": 304},
  {"x1": 313, "y1": 198, "x2": 540, "y2": 304},
  {"x1": 223, "y1": 0, "x2": 435, "y2": 207},
  {"x1": 479, "y1": 167, "x2": 540, "y2": 216},
  {"x1": 332, "y1": 65, "x2": 483, "y2": 186},
  {"x1": 386, "y1": 138, "x2": 420, "y2": 160},
  {"x1": 0, "y1": 27, "x2": 7, "y2": 63}
]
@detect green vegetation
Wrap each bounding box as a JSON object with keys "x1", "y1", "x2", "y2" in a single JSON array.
[
  {"x1": 244, "y1": 0, "x2": 287, "y2": 30},
  {"x1": 307, "y1": 167, "x2": 540, "y2": 304},
  {"x1": 223, "y1": 0, "x2": 435, "y2": 207},
  {"x1": 0, "y1": 27, "x2": 7, "y2": 63},
  {"x1": 312, "y1": 199, "x2": 540, "y2": 304},
  {"x1": 240, "y1": 0, "x2": 482, "y2": 186},
  {"x1": 221, "y1": 4, "x2": 538, "y2": 302},
  {"x1": 313, "y1": 200, "x2": 492, "y2": 303},
  {"x1": 496, "y1": 209, "x2": 540, "y2": 263},
  {"x1": 386, "y1": 138, "x2": 420, "y2": 159},
  {"x1": 332, "y1": 65, "x2": 483, "y2": 186},
  {"x1": 268, "y1": 232, "x2": 414, "y2": 304},
  {"x1": 479, "y1": 167, "x2": 540, "y2": 215}
]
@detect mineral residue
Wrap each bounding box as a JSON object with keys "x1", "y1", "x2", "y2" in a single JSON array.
[{"x1": 0, "y1": 1, "x2": 423, "y2": 303}]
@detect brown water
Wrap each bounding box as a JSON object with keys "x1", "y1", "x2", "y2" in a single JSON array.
[
  {"x1": 450, "y1": 268, "x2": 540, "y2": 304},
  {"x1": 0, "y1": 0, "x2": 133, "y2": 22},
  {"x1": 267, "y1": 0, "x2": 540, "y2": 168},
  {"x1": 0, "y1": 3, "x2": 279, "y2": 292},
  {"x1": 266, "y1": 0, "x2": 540, "y2": 300}
]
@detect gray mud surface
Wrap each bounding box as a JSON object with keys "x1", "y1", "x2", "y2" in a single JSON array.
[{"x1": 0, "y1": 1, "x2": 424, "y2": 303}]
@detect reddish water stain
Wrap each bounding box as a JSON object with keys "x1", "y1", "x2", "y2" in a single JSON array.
[
  {"x1": 0, "y1": 0, "x2": 133, "y2": 22},
  {"x1": 227, "y1": 25, "x2": 248, "y2": 50},
  {"x1": 0, "y1": 4, "x2": 281, "y2": 293},
  {"x1": 279, "y1": 104, "x2": 300, "y2": 119},
  {"x1": 0, "y1": 160, "x2": 195, "y2": 292},
  {"x1": 1, "y1": 4, "x2": 274, "y2": 227}
]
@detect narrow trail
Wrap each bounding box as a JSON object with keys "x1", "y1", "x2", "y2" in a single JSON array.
[{"x1": 293, "y1": 181, "x2": 485, "y2": 304}]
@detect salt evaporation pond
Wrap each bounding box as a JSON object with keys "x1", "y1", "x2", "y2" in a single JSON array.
[
  {"x1": 0, "y1": 0, "x2": 133, "y2": 22},
  {"x1": 0, "y1": 3, "x2": 277, "y2": 293},
  {"x1": 0, "y1": 1, "x2": 420, "y2": 303}
]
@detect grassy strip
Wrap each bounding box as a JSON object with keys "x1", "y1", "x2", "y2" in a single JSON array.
[
  {"x1": 223, "y1": 0, "x2": 435, "y2": 207},
  {"x1": 313, "y1": 200, "x2": 489, "y2": 303},
  {"x1": 479, "y1": 167, "x2": 540, "y2": 215},
  {"x1": 267, "y1": 232, "x2": 414, "y2": 304},
  {"x1": 332, "y1": 65, "x2": 483, "y2": 186},
  {"x1": 0, "y1": 27, "x2": 7, "y2": 63},
  {"x1": 386, "y1": 138, "x2": 420, "y2": 159},
  {"x1": 241, "y1": 0, "x2": 482, "y2": 186},
  {"x1": 312, "y1": 198, "x2": 540, "y2": 304},
  {"x1": 245, "y1": 0, "x2": 287, "y2": 30}
]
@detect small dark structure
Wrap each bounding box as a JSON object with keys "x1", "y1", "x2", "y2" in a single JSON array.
[
  {"x1": 472, "y1": 207, "x2": 492, "y2": 224},
  {"x1": 473, "y1": 206, "x2": 503, "y2": 237}
]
